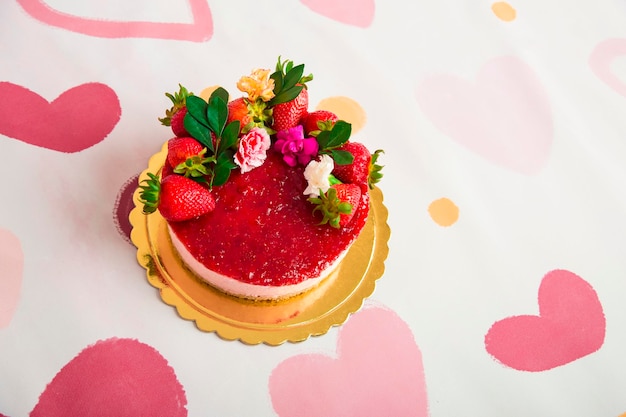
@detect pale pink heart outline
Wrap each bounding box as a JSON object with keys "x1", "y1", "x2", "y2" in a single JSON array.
[
  {"x1": 0, "y1": 228, "x2": 23, "y2": 328},
  {"x1": 30, "y1": 338, "x2": 187, "y2": 416},
  {"x1": 485, "y1": 269, "x2": 605, "y2": 372},
  {"x1": 16, "y1": 0, "x2": 213, "y2": 42},
  {"x1": 415, "y1": 55, "x2": 553, "y2": 175},
  {"x1": 301, "y1": 0, "x2": 375, "y2": 28},
  {"x1": 0, "y1": 82, "x2": 121, "y2": 153},
  {"x1": 269, "y1": 305, "x2": 428, "y2": 417},
  {"x1": 589, "y1": 38, "x2": 626, "y2": 97}
]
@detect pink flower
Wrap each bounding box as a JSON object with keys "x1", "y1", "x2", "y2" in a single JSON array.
[
  {"x1": 234, "y1": 127, "x2": 271, "y2": 173},
  {"x1": 273, "y1": 125, "x2": 319, "y2": 167}
]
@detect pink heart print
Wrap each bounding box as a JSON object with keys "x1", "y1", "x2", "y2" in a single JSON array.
[
  {"x1": 485, "y1": 269, "x2": 605, "y2": 372},
  {"x1": 300, "y1": 0, "x2": 375, "y2": 28},
  {"x1": 0, "y1": 228, "x2": 23, "y2": 328},
  {"x1": 589, "y1": 38, "x2": 626, "y2": 97},
  {"x1": 415, "y1": 55, "x2": 553, "y2": 175},
  {"x1": 29, "y1": 338, "x2": 187, "y2": 416},
  {"x1": 0, "y1": 82, "x2": 120, "y2": 153},
  {"x1": 269, "y1": 306, "x2": 428, "y2": 417},
  {"x1": 16, "y1": 0, "x2": 213, "y2": 42}
]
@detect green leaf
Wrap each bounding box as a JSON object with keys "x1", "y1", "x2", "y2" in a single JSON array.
[
  {"x1": 220, "y1": 121, "x2": 240, "y2": 152},
  {"x1": 283, "y1": 64, "x2": 304, "y2": 90},
  {"x1": 212, "y1": 165, "x2": 231, "y2": 187},
  {"x1": 268, "y1": 85, "x2": 303, "y2": 107},
  {"x1": 183, "y1": 113, "x2": 213, "y2": 152},
  {"x1": 324, "y1": 120, "x2": 352, "y2": 149},
  {"x1": 270, "y1": 71, "x2": 283, "y2": 93},
  {"x1": 217, "y1": 148, "x2": 237, "y2": 168},
  {"x1": 316, "y1": 130, "x2": 331, "y2": 150},
  {"x1": 207, "y1": 95, "x2": 228, "y2": 137},
  {"x1": 212, "y1": 150, "x2": 236, "y2": 187},
  {"x1": 186, "y1": 95, "x2": 209, "y2": 125},
  {"x1": 209, "y1": 87, "x2": 229, "y2": 104},
  {"x1": 330, "y1": 149, "x2": 354, "y2": 165}
]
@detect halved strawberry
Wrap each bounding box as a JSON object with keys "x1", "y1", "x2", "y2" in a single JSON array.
[
  {"x1": 139, "y1": 173, "x2": 215, "y2": 222},
  {"x1": 309, "y1": 183, "x2": 361, "y2": 228},
  {"x1": 272, "y1": 87, "x2": 308, "y2": 132},
  {"x1": 159, "y1": 84, "x2": 192, "y2": 137},
  {"x1": 301, "y1": 110, "x2": 338, "y2": 136}
]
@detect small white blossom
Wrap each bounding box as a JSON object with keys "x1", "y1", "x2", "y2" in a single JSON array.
[{"x1": 303, "y1": 154, "x2": 334, "y2": 197}]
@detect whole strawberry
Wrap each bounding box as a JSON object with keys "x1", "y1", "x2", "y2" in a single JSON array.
[
  {"x1": 170, "y1": 107, "x2": 188, "y2": 137},
  {"x1": 332, "y1": 142, "x2": 371, "y2": 187},
  {"x1": 301, "y1": 110, "x2": 338, "y2": 136},
  {"x1": 309, "y1": 183, "x2": 362, "y2": 228},
  {"x1": 227, "y1": 97, "x2": 252, "y2": 133},
  {"x1": 167, "y1": 137, "x2": 211, "y2": 179},
  {"x1": 268, "y1": 57, "x2": 313, "y2": 133},
  {"x1": 139, "y1": 173, "x2": 215, "y2": 222},
  {"x1": 161, "y1": 161, "x2": 175, "y2": 179},
  {"x1": 167, "y1": 137, "x2": 204, "y2": 167},
  {"x1": 332, "y1": 142, "x2": 384, "y2": 189},
  {"x1": 159, "y1": 84, "x2": 192, "y2": 137},
  {"x1": 272, "y1": 87, "x2": 308, "y2": 132}
]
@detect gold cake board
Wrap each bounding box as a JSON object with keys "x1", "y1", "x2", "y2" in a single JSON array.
[{"x1": 129, "y1": 143, "x2": 390, "y2": 345}]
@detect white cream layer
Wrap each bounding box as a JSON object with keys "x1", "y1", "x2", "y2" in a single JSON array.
[{"x1": 168, "y1": 225, "x2": 348, "y2": 300}]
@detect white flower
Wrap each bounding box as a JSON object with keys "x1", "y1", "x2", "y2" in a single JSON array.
[{"x1": 303, "y1": 154, "x2": 334, "y2": 197}]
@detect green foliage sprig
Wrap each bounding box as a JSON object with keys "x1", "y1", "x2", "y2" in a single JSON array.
[
  {"x1": 183, "y1": 87, "x2": 240, "y2": 187},
  {"x1": 268, "y1": 57, "x2": 313, "y2": 107},
  {"x1": 316, "y1": 120, "x2": 354, "y2": 166}
]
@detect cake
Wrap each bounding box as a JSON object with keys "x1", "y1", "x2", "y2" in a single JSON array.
[{"x1": 139, "y1": 57, "x2": 383, "y2": 300}]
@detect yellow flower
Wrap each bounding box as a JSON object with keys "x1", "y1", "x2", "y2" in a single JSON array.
[{"x1": 237, "y1": 68, "x2": 275, "y2": 102}]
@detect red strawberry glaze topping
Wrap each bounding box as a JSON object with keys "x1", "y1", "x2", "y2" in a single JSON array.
[{"x1": 168, "y1": 149, "x2": 369, "y2": 287}]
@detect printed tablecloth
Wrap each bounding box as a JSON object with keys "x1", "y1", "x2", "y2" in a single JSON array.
[{"x1": 2, "y1": 1, "x2": 626, "y2": 416}]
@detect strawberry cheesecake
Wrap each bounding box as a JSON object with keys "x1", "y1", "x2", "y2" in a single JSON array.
[{"x1": 139, "y1": 57, "x2": 383, "y2": 300}]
